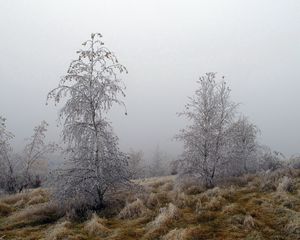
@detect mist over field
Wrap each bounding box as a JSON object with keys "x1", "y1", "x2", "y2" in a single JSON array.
[
  {"x1": 1, "y1": 1, "x2": 300, "y2": 240},
  {"x1": 0, "y1": 0, "x2": 300, "y2": 159}
]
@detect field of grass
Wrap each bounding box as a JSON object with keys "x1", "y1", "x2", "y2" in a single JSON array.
[{"x1": 0, "y1": 170, "x2": 300, "y2": 240}]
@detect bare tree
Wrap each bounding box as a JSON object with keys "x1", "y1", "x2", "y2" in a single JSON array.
[
  {"x1": 47, "y1": 33, "x2": 129, "y2": 210},
  {"x1": 176, "y1": 73, "x2": 237, "y2": 187}
]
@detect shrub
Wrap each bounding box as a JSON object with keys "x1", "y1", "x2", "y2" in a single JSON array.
[{"x1": 288, "y1": 156, "x2": 300, "y2": 169}]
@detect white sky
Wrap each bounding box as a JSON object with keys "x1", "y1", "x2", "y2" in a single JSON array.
[{"x1": 0, "y1": 0, "x2": 299, "y2": 158}]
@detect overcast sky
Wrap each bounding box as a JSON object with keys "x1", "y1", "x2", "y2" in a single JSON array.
[{"x1": 0, "y1": 0, "x2": 299, "y2": 159}]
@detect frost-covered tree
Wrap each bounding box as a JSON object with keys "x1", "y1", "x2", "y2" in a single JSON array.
[
  {"x1": 0, "y1": 116, "x2": 18, "y2": 193},
  {"x1": 0, "y1": 118, "x2": 53, "y2": 193},
  {"x1": 147, "y1": 145, "x2": 168, "y2": 177},
  {"x1": 176, "y1": 73, "x2": 237, "y2": 187},
  {"x1": 226, "y1": 116, "x2": 259, "y2": 176},
  {"x1": 47, "y1": 33, "x2": 129, "y2": 210},
  {"x1": 20, "y1": 121, "x2": 56, "y2": 190},
  {"x1": 258, "y1": 146, "x2": 284, "y2": 171},
  {"x1": 127, "y1": 149, "x2": 145, "y2": 179}
]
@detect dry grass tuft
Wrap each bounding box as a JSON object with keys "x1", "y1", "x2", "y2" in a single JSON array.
[
  {"x1": 146, "y1": 193, "x2": 160, "y2": 209},
  {"x1": 205, "y1": 196, "x2": 226, "y2": 211},
  {"x1": 0, "y1": 202, "x2": 13, "y2": 216},
  {"x1": 172, "y1": 191, "x2": 198, "y2": 209},
  {"x1": 285, "y1": 214, "x2": 300, "y2": 235},
  {"x1": 0, "y1": 188, "x2": 48, "y2": 207},
  {"x1": 277, "y1": 176, "x2": 295, "y2": 193},
  {"x1": 46, "y1": 221, "x2": 72, "y2": 240},
  {"x1": 222, "y1": 203, "x2": 246, "y2": 215},
  {"x1": 161, "y1": 182, "x2": 174, "y2": 192},
  {"x1": 13, "y1": 199, "x2": 26, "y2": 208},
  {"x1": 27, "y1": 194, "x2": 47, "y2": 205},
  {"x1": 243, "y1": 215, "x2": 256, "y2": 229},
  {"x1": 150, "y1": 203, "x2": 181, "y2": 229},
  {"x1": 8, "y1": 203, "x2": 63, "y2": 226},
  {"x1": 0, "y1": 192, "x2": 28, "y2": 205},
  {"x1": 118, "y1": 198, "x2": 150, "y2": 219},
  {"x1": 162, "y1": 228, "x2": 186, "y2": 240},
  {"x1": 184, "y1": 185, "x2": 205, "y2": 195},
  {"x1": 84, "y1": 213, "x2": 110, "y2": 237},
  {"x1": 204, "y1": 187, "x2": 221, "y2": 197}
]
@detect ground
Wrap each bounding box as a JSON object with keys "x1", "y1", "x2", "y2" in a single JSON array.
[{"x1": 0, "y1": 170, "x2": 300, "y2": 240}]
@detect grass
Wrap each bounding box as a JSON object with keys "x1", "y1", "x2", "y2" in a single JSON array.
[{"x1": 0, "y1": 169, "x2": 299, "y2": 239}]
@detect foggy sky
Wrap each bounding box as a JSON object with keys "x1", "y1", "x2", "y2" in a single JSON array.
[{"x1": 0, "y1": 0, "x2": 299, "y2": 159}]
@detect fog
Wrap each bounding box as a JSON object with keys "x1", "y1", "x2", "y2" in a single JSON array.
[{"x1": 0, "y1": 0, "x2": 299, "y2": 159}]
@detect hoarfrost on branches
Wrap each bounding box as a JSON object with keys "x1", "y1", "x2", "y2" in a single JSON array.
[
  {"x1": 47, "y1": 33, "x2": 129, "y2": 210},
  {"x1": 176, "y1": 73, "x2": 261, "y2": 187},
  {"x1": 0, "y1": 119, "x2": 54, "y2": 193}
]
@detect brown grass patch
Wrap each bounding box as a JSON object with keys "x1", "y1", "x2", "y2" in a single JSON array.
[
  {"x1": 7, "y1": 203, "x2": 63, "y2": 227},
  {"x1": 0, "y1": 202, "x2": 13, "y2": 216},
  {"x1": 84, "y1": 213, "x2": 111, "y2": 237},
  {"x1": 46, "y1": 221, "x2": 72, "y2": 240},
  {"x1": 118, "y1": 198, "x2": 151, "y2": 219}
]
